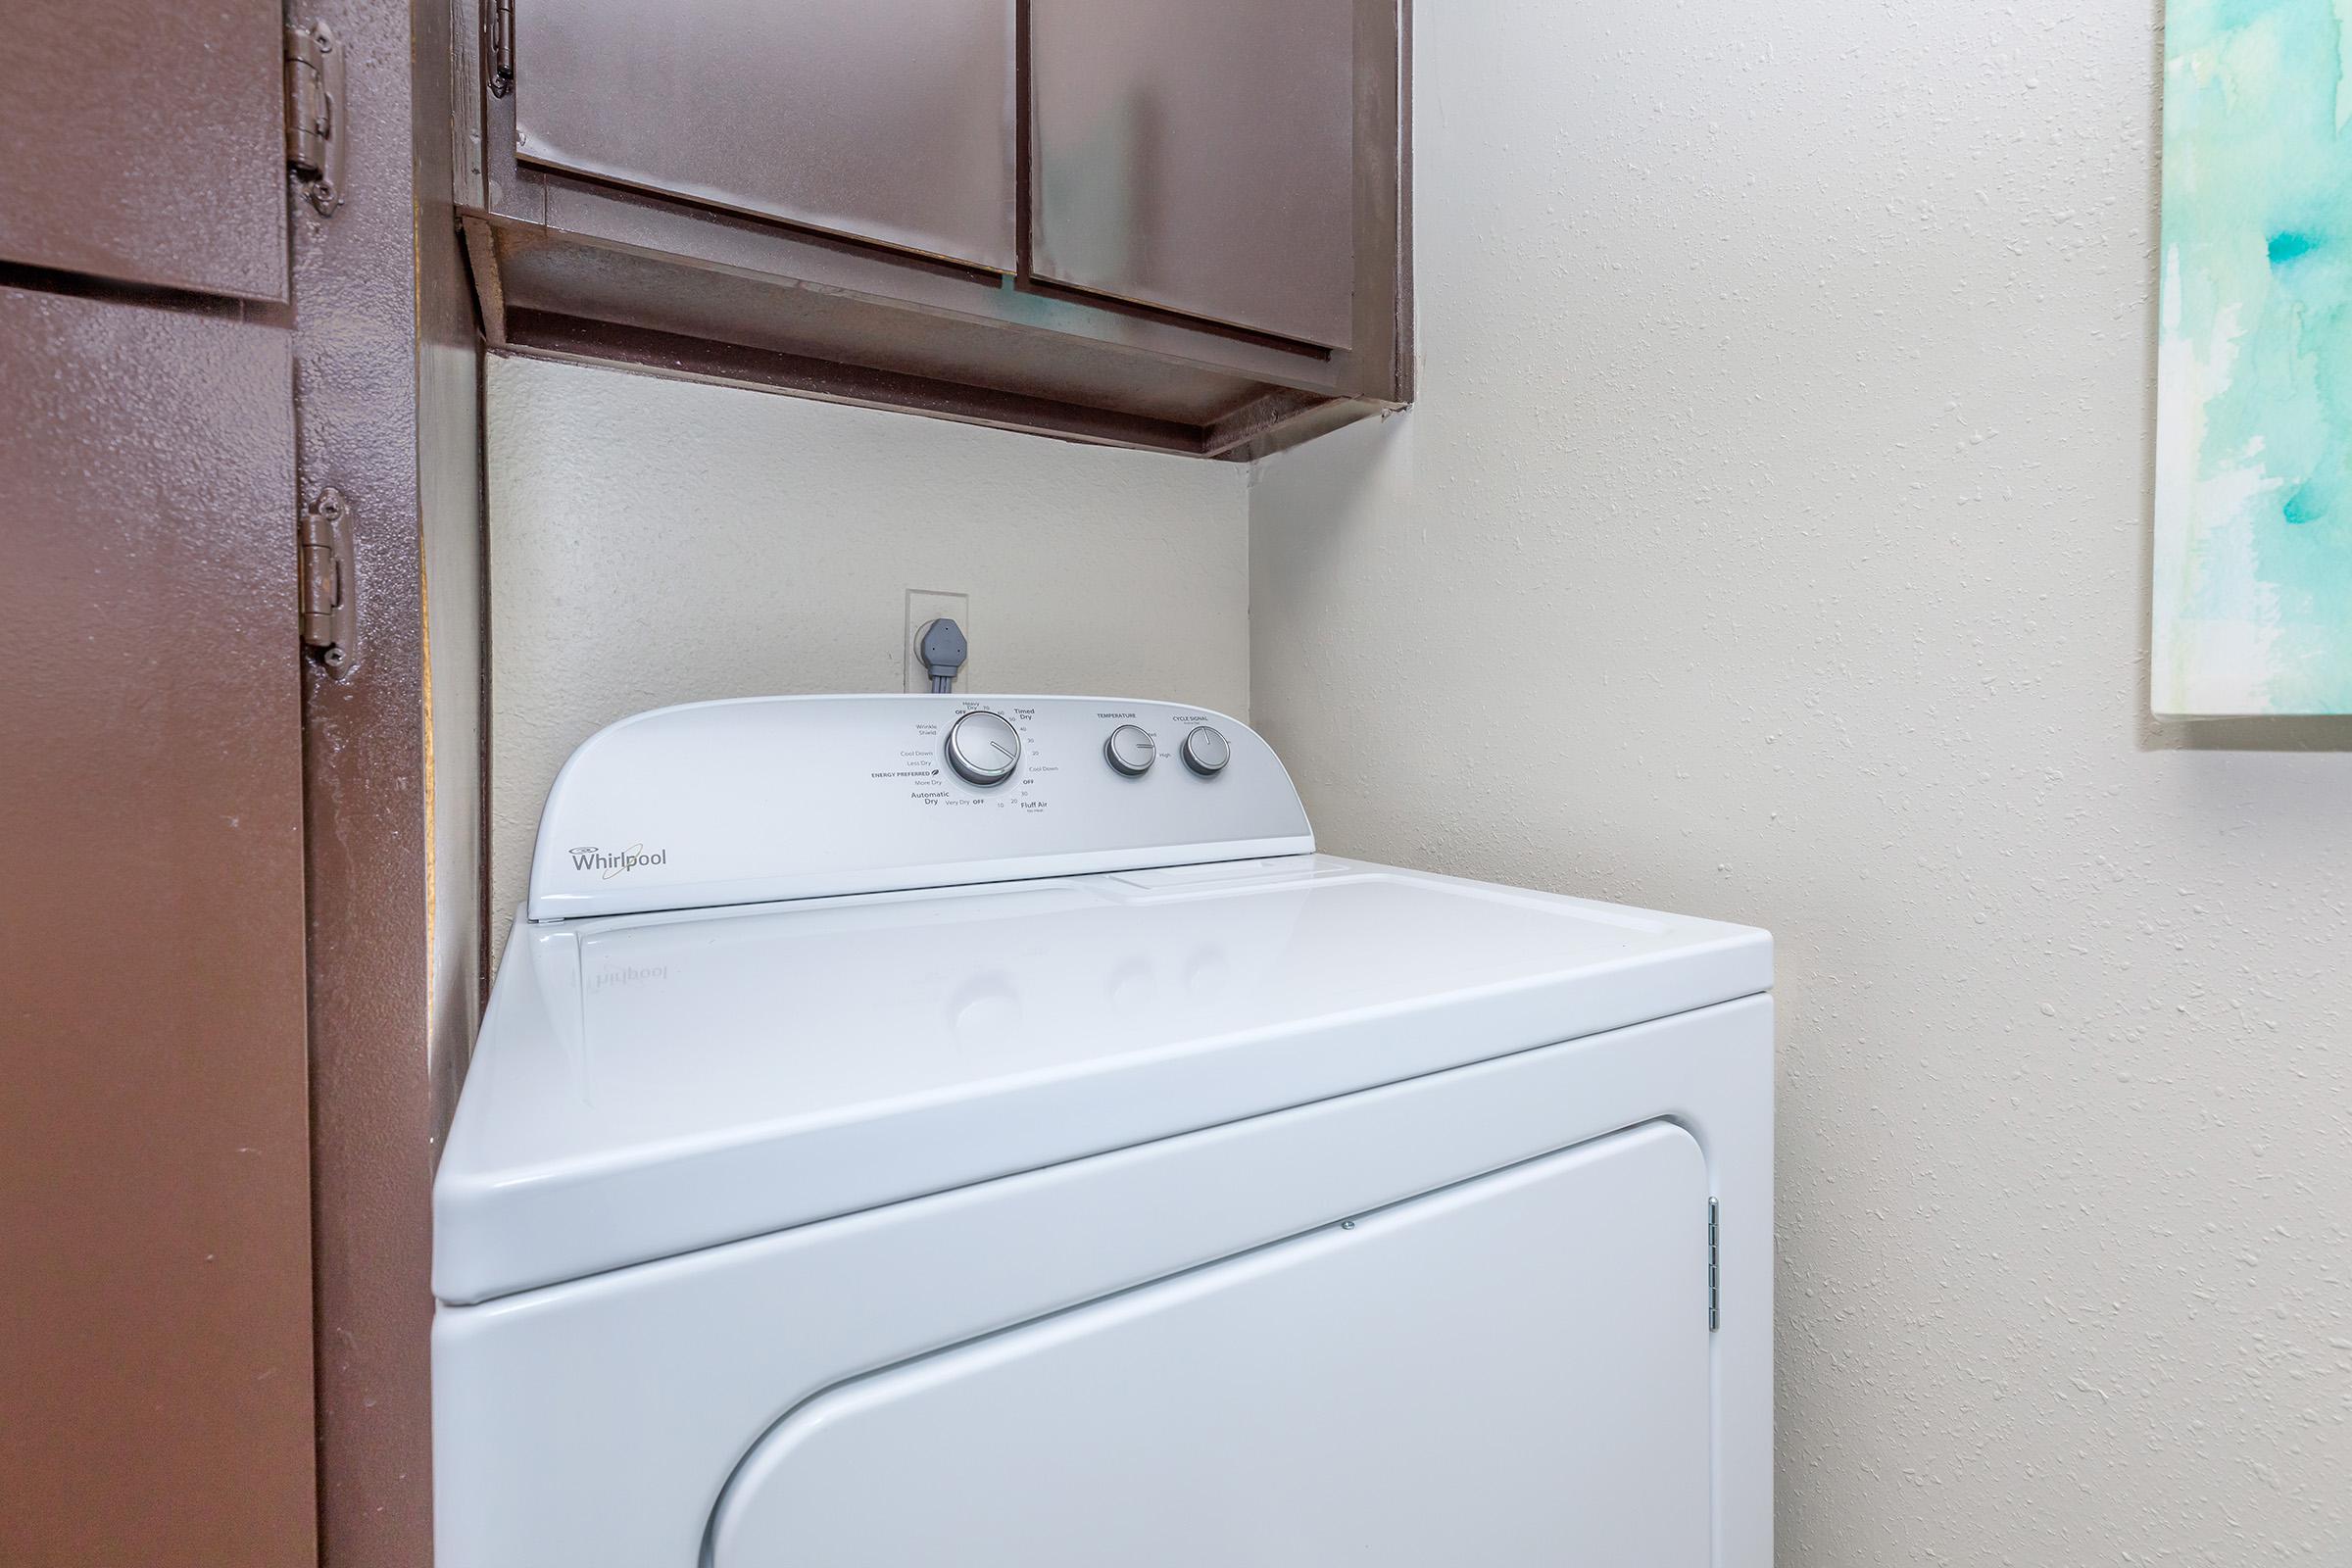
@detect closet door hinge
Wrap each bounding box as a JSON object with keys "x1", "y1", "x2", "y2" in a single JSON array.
[
  {"x1": 1707, "y1": 1198, "x2": 1721, "y2": 1333},
  {"x1": 488, "y1": 0, "x2": 516, "y2": 97},
  {"x1": 284, "y1": 21, "x2": 347, "y2": 216},
  {"x1": 299, "y1": 489, "x2": 357, "y2": 674}
]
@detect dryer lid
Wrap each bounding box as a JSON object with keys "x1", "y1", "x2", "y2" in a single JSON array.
[{"x1": 433, "y1": 856, "x2": 1770, "y2": 1304}]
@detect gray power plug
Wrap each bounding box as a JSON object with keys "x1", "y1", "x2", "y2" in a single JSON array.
[{"x1": 915, "y1": 617, "x2": 969, "y2": 694}]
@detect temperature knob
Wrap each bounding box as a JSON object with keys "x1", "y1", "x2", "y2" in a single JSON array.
[
  {"x1": 1104, "y1": 724, "x2": 1156, "y2": 776},
  {"x1": 945, "y1": 710, "x2": 1022, "y2": 786},
  {"x1": 1181, "y1": 725, "x2": 1231, "y2": 777}
]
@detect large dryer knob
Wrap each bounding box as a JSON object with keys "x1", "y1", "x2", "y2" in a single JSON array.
[{"x1": 946, "y1": 710, "x2": 1022, "y2": 786}]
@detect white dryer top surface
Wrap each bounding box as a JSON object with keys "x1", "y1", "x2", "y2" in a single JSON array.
[{"x1": 435, "y1": 855, "x2": 1768, "y2": 1304}]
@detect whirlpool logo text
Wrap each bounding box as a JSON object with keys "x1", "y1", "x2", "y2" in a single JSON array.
[{"x1": 568, "y1": 844, "x2": 668, "y2": 880}]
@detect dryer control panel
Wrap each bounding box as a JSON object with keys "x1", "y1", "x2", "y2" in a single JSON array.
[{"x1": 526, "y1": 696, "x2": 1313, "y2": 921}]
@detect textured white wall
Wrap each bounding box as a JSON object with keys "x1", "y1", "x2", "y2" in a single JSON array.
[
  {"x1": 486, "y1": 356, "x2": 1250, "y2": 948},
  {"x1": 1252, "y1": 2, "x2": 2352, "y2": 1562}
]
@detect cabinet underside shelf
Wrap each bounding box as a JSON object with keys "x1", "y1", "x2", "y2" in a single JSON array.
[{"x1": 462, "y1": 210, "x2": 1401, "y2": 463}]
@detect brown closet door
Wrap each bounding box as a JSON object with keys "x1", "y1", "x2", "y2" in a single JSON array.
[
  {"x1": 0, "y1": 286, "x2": 315, "y2": 1568},
  {"x1": 0, "y1": 0, "x2": 289, "y2": 301}
]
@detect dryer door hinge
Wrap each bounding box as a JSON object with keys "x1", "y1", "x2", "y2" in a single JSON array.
[
  {"x1": 1707, "y1": 1198, "x2": 1721, "y2": 1333},
  {"x1": 299, "y1": 488, "x2": 357, "y2": 674},
  {"x1": 284, "y1": 21, "x2": 347, "y2": 216},
  {"x1": 488, "y1": 0, "x2": 516, "y2": 97}
]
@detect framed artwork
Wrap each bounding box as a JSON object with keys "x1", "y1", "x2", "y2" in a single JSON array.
[{"x1": 2153, "y1": 0, "x2": 2351, "y2": 715}]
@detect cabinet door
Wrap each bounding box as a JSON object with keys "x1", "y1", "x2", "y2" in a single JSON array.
[
  {"x1": 710, "y1": 1124, "x2": 1712, "y2": 1567},
  {"x1": 0, "y1": 287, "x2": 314, "y2": 1568},
  {"x1": 0, "y1": 0, "x2": 287, "y2": 301},
  {"x1": 514, "y1": 0, "x2": 1019, "y2": 272},
  {"x1": 1031, "y1": 0, "x2": 1357, "y2": 348}
]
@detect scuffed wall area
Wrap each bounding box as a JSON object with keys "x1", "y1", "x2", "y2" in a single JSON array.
[{"x1": 1250, "y1": 1, "x2": 2352, "y2": 1561}]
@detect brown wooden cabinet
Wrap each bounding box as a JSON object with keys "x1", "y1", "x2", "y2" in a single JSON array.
[
  {"x1": 7, "y1": 3, "x2": 482, "y2": 1563},
  {"x1": 457, "y1": 0, "x2": 1408, "y2": 459}
]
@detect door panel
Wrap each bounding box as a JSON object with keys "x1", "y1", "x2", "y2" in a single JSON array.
[
  {"x1": 0, "y1": 287, "x2": 314, "y2": 1568},
  {"x1": 515, "y1": 0, "x2": 1018, "y2": 271},
  {"x1": 0, "y1": 0, "x2": 289, "y2": 301},
  {"x1": 1031, "y1": 0, "x2": 1357, "y2": 347},
  {"x1": 710, "y1": 1123, "x2": 1711, "y2": 1567}
]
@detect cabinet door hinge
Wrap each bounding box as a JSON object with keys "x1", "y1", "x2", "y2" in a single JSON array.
[
  {"x1": 284, "y1": 21, "x2": 347, "y2": 216},
  {"x1": 488, "y1": 0, "x2": 515, "y2": 97},
  {"x1": 299, "y1": 489, "x2": 357, "y2": 674},
  {"x1": 1707, "y1": 1198, "x2": 1721, "y2": 1333}
]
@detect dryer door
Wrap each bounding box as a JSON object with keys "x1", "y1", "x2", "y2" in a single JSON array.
[{"x1": 707, "y1": 1121, "x2": 1713, "y2": 1567}]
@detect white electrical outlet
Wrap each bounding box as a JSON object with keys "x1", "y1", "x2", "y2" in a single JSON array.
[{"x1": 904, "y1": 589, "x2": 972, "y2": 693}]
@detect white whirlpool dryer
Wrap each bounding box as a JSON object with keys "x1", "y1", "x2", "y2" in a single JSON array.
[{"x1": 433, "y1": 695, "x2": 1773, "y2": 1568}]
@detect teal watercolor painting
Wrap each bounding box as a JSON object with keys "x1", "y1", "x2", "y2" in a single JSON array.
[{"x1": 2154, "y1": 0, "x2": 2352, "y2": 714}]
